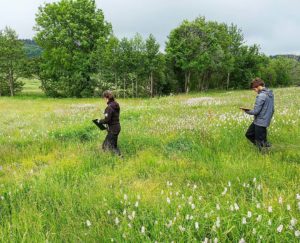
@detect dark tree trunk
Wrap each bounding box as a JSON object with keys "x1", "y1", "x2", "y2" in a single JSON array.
[
  {"x1": 226, "y1": 72, "x2": 230, "y2": 90},
  {"x1": 9, "y1": 67, "x2": 14, "y2": 97},
  {"x1": 136, "y1": 79, "x2": 138, "y2": 97},
  {"x1": 123, "y1": 78, "x2": 126, "y2": 99},
  {"x1": 185, "y1": 71, "x2": 191, "y2": 93},
  {"x1": 150, "y1": 71, "x2": 153, "y2": 97}
]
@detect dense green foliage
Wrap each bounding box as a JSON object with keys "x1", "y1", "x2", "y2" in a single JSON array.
[
  {"x1": 31, "y1": 0, "x2": 300, "y2": 98},
  {"x1": 34, "y1": 0, "x2": 111, "y2": 97},
  {"x1": 0, "y1": 86, "x2": 300, "y2": 241},
  {"x1": 21, "y1": 39, "x2": 43, "y2": 58},
  {"x1": 0, "y1": 27, "x2": 26, "y2": 96},
  {"x1": 0, "y1": 0, "x2": 299, "y2": 97},
  {"x1": 92, "y1": 33, "x2": 165, "y2": 98}
]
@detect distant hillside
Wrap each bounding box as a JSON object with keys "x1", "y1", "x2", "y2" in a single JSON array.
[
  {"x1": 20, "y1": 39, "x2": 42, "y2": 58},
  {"x1": 271, "y1": 54, "x2": 300, "y2": 62}
]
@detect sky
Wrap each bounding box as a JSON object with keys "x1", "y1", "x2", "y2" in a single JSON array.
[{"x1": 0, "y1": 0, "x2": 299, "y2": 55}]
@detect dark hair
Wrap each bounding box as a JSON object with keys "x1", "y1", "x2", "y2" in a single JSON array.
[
  {"x1": 250, "y1": 77, "x2": 265, "y2": 89},
  {"x1": 103, "y1": 90, "x2": 115, "y2": 101}
]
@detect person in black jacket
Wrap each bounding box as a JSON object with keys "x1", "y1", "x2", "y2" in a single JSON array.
[{"x1": 98, "y1": 90, "x2": 121, "y2": 156}]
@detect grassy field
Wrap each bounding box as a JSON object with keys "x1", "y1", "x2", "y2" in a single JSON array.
[{"x1": 0, "y1": 83, "x2": 300, "y2": 242}]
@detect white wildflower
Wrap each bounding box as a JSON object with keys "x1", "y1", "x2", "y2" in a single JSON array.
[
  {"x1": 268, "y1": 219, "x2": 272, "y2": 226},
  {"x1": 115, "y1": 217, "x2": 120, "y2": 225},
  {"x1": 216, "y1": 217, "x2": 221, "y2": 228},
  {"x1": 287, "y1": 204, "x2": 291, "y2": 211},
  {"x1": 198, "y1": 196, "x2": 203, "y2": 201},
  {"x1": 107, "y1": 210, "x2": 111, "y2": 215},
  {"x1": 203, "y1": 237, "x2": 209, "y2": 243},
  {"x1": 191, "y1": 203, "x2": 196, "y2": 210},
  {"x1": 256, "y1": 215, "x2": 262, "y2": 222},
  {"x1": 166, "y1": 220, "x2": 173, "y2": 228},
  {"x1": 195, "y1": 222, "x2": 199, "y2": 230},
  {"x1": 141, "y1": 226, "x2": 145, "y2": 234},
  {"x1": 124, "y1": 194, "x2": 128, "y2": 201},
  {"x1": 278, "y1": 196, "x2": 283, "y2": 204},
  {"x1": 221, "y1": 187, "x2": 228, "y2": 196},
  {"x1": 86, "y1": 220, "x2": 91, "y2": 227},
  {"x1": 230, "y1": 205, "x2": 234, "y2": 211},
  {"x1": 128, "y1": 223, "x2": 132, "y2": 228},
  {"x1": 214, "y1": 238, "x2": 218, "y2": 243},
  {"x1": 253, "y1": 177, "x2": 257, "y2": 183},
  {"x1": 296, "y1": 194, "x2": 300, "y2": 200},
  {"x1": 179, "y1": 225, "x2": 186, "y2": 232},
  {"x1": 295, "y1": 230, "x2": 300, "y2": 237},
  {"x1": 234, "y1": 203, "x2": 240, "y2": 211},
  {"x1": 242, "y1": 217, "x2": 247, "y2": 224},
  {"x1": 268, "y1": 206, "x2": 273, "y2": 213},
  {"x1": 277, "y1": 224, "x2": 283, "y2": 233},
  {"x1": 291, "y1": 218, "x2": 297, "y2": 226},
  {"x1": 193, "y1": 184, "x2": 197, "y2": 190},
  {"x1": 239, "y1": 238, "x2": 246, "y2": 243},
  {"x1": 256, "y1": 203, "x2": 261, "y2": 209},
  {"x1": 216, "y1": 204, "x2": 221, "y2": 210},
  {"x1": 135, "y1": 201, "x2": 139, "y2": 207},
  {"x1": 167, "y1": 197, "x2": 171, "y2": 204},
  {"x1": 252, "y1": 228, "x2": 257, "y2": 235},
  {"x1": 247, "y1": 211, "x2": 252, "y2": 218},
  {"x1": 228, "y1": 181, "x2": 231, "y2": 187}
]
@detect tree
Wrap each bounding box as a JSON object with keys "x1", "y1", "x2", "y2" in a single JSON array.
[
  {"x1": 34, "y1": 0, "x2": 111, "y2": 97},
  {"x1": 145, "y1": 34, "x2": 165, "y2": 97},
  {"x1": 166, "y1": 17, "x2": 219, "y2": 93},
  {"x1": 92, "y1": 35, "x2": 121, "y2": 95},
  {"x1": 0, "y1": 27, "x2": 26, "y2": 96}
]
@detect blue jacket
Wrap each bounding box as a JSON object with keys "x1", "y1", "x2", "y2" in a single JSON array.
[{"x1": 246, "y1": 88, "x2": 274, "y2": 127}]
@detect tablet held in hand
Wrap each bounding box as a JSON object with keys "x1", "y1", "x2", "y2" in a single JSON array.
[
  {"x1": 92, "y1": 119, "x2": 107, "y2": 130},
  {"x1": 239, "y1": 107, "x2": 250, "y2": 111}
]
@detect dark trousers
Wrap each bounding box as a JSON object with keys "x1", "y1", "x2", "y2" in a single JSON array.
[
  {"x1": 102, "y1": 132, "x2": 121, "y2": 156},
  {"x1": 245, "y1": 123, "x2": 269, "y2": 149}
]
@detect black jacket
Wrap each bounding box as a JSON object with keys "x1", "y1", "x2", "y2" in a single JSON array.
[{"x1": 99, "y1": 100, "x2": 121, "y2": 134}]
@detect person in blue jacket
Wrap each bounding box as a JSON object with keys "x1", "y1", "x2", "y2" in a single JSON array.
[{"x1": 241, "y1": 78, "x2": 275, "y2": 150}]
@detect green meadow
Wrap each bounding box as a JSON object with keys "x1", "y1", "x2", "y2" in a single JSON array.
[{"x1": 0, "y1": 81, "x2": 299, "y2": 242}]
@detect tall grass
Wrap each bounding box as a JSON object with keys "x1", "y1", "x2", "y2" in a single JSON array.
[{"x1": 0, "y1": 87, "x2": 300, "y2": 242}]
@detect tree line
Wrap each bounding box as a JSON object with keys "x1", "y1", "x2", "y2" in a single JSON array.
[{"x1": 0, "y1": 0, "x2": 299, "y2": 97}]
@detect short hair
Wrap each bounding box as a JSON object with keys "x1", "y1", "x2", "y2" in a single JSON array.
[
  {"x1": 250, "y1": 77, "x2": 265, "y2": 89},
  {"x1": 103, "y1": 90, "x2": 115, "y2": 101}
]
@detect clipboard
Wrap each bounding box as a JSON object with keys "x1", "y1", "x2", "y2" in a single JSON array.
[{"x1": 92, "y1": 119, "x2": 107, "y2": 130}]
